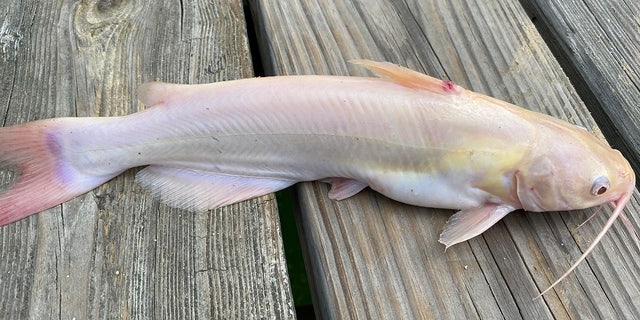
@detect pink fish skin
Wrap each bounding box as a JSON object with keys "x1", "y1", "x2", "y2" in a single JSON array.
[{"x1": 0, "y1": 60, "x2": 635, "y2": 296}]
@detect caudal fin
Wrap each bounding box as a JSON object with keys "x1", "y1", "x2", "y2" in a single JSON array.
[{"x1": 0, "y1": 120, "x2": 115, "y2": 225}]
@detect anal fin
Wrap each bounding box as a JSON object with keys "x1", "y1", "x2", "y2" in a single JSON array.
[
  {"x1": 136, "y1": 166, "x2": 295, "y2": 211},
  {"x1": 439, "y1": 204, "x2": 515, "y2": 250}
]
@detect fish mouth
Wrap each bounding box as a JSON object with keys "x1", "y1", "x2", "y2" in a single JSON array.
[
  {"x1": 609, "y1": 182, "x2": 638, "y2": 241},
  {"x1": 537, "y1": 182, "x2": 636, "y2": 298}
]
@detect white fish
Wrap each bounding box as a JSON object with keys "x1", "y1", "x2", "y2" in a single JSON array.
[{"x1": 0, "y1": 60, "x2": 635, "y2": 296}]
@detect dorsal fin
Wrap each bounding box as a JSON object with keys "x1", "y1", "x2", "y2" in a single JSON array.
[{"x1": 351, "y1": 59, "x2": 463, "y2": 95}]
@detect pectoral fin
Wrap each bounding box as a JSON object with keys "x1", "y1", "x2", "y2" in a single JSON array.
[{"x1": 438, "y1": 204, "x2": 515, "y2": 250}]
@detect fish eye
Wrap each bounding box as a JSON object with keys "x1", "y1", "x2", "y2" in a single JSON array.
[{"x1": 591, "y1": 176, "x2": 610, "y2": 196}]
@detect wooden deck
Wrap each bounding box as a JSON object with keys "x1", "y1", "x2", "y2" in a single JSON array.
[{"x1": 1, "y1": 0, "x2": 639, "y2": 319}]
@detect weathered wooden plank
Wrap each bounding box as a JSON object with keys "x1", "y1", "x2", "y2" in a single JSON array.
[
  {"x1": 0, "y1": 1, "x2": 294, "y2": 319},
  {"x1": 249, "y1": 0, "x2": 640, "y2": 318},
  {"x1": 521, "y1": 0, "x2": 640, "y2": 172}
]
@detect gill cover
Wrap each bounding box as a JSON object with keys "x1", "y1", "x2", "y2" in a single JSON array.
[{"x1": 515, "y1": 156, "x2": 561, "y2": 212}]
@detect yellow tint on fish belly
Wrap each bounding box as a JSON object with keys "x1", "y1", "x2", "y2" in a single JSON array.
[{"x1": 439, "y1": 147, "x2": 525, "y2": 206}]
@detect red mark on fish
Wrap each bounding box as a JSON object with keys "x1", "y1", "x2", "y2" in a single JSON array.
[
  {"x1": 441, "y1": 80, "x2": 461, "y2": 94},
  {"x1": 0, "y1": 60, "x2": 635, "y2": 297}
]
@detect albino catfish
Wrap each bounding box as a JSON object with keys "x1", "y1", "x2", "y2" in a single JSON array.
[{"x1": 0, "y1": 60, "x2": 635, "y2": 296}]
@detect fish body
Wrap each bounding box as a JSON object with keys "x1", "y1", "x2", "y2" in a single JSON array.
[
  {"x1": 0, "y1": 60, "x2": 635, "y2": 296},
  {"x1": 54, "y1": 76, "x2": 529, "y2": 209}
]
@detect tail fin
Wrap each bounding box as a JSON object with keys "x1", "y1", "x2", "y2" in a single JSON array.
[{"x1": 0, "y1": 120, "x2": 116, "y2": 225}]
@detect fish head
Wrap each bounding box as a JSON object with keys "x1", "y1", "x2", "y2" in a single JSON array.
[
  {"x1": 513, "y1": 123, "x2": 636, "y2": 297},
  {"x1": 514, "y1": 127, "x2": 635, "y2": 213}
]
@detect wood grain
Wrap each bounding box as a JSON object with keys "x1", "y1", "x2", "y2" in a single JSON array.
[
  {"x1": 249, "y1": 0, "x2": 640, "y2": 318},
  {"x1": 522, "y1": 0, "x2": 640, "y2": 172},
  {"x1": 0, "y1": 1, "x2": 294, "y2": 319}
]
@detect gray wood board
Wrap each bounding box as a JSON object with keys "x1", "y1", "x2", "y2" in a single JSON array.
[
  {"x1": 521, "y1": 0, "x2": 640, "y2": 173},
  {"x1": 0, "y1": 1, "x2": 294, "y2": 319},
  {"x1": 249, "y1": 0, "x2": 640, "y2": 318}
]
